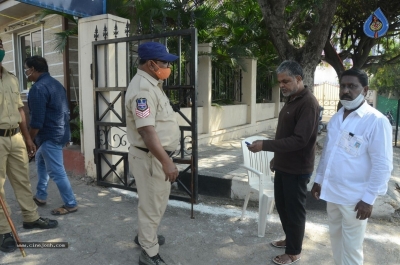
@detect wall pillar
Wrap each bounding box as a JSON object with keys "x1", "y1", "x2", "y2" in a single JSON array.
[
  {"x1": 272, "y1": 85, "x2": 281, "y2": 118},
  {"x1": 198, "y1": 43, "x2": 212, "y2": 134},
  {"x1": 241, "y1": 58, "x2": 257, "y2": 124},
  {"x1": 78, "y1": 14, "x2": 128, "y2": 178}
]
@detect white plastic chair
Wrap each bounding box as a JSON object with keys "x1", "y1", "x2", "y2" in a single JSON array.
[{"x1": 240, "y1": 136, "x2": 275, "y2": 237}]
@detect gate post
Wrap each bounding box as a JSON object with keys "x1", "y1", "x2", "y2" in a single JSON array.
[
  {"x1": 272, "y1": 85, "x2": 281, "y2": 118},
  {"x1": 78, "y1": 14, "x2": 128, "y2": 178},
  {"x1": 198, "y1": 43, "x2": 212, "y2": 134},
  {"x1": 241, "y1": 58, "x2": 257, "y2": 125}
]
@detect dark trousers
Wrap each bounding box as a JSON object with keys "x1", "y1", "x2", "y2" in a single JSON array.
[{"x1": 274, "y1": 170, "x2": 310, "y2": 255}]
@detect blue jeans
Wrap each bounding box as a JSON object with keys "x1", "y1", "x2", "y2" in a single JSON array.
[{"x1": 35, "y1": 140, "x2": 77, "y2": 208}]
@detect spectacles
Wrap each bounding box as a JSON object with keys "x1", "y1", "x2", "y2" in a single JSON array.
[{"x1": 153, "y1": 60, "x2": 171, "y2": 67}]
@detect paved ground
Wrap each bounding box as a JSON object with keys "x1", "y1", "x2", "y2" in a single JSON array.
[{"x1": 1, "y1": 130, "x2": 400, "y2": 265}]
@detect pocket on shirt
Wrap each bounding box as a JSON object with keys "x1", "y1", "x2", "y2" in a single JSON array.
[
  {"x1": 157, "y1": 98, "x2": 170, "y2": 118},
  {"x1": 12, "y1": 91, "x2": 20, "y2": 104},
  {"x1": 339, "y1": 134, "x2": 367, "y2": 157}
]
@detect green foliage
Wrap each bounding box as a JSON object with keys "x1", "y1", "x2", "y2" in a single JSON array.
[
  {"x1": 368, "y1": 38, "x2": 400, "y2": 97},
  {"x1": 129, "y1": 0, "x2": 282, "y2": 104},
  {"x1": 52, "y1": 27, "x2": 78, "y2": 54},
  {"x1": 40, "y1": 0, "x2": 134, "y2": 53},
  {"x1": 106, "y1": 0, "x2": 134, "y2": 18},
  {"x1": 130, "y1": 0, "x2": 279, "y2": 69},
  {"x1": 281, "y1": 0, "x2": 326, "y2": 47},
  {"x1": 38, "y1": 9, "x2": 78, "y2": 53},
  {"x1": 327, "y1": 0, "x2": 400, "y2": 72},
  {"x1": 370, "y1": 64, "x2": 400, "y2": 96},
  {"x1": 45, "y1": 0, "x2": 282, "y2": 105}
]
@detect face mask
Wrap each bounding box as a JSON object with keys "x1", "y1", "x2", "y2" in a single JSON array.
[
  {"x1": 0, "y1": 50, "x2": 5, "y2": 62},
  {"x1": 340, "y1": 92, "x2": 365, "y2": 110},
  {"x1": 24, "y1": 69, "x2": 33, "y2": 79},
  {"x1": 151, "y1": 61, "x2": 171, "y2": 80}
]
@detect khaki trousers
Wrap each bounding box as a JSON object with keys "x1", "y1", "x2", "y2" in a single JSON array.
[
  {"x1": 129, "y1": 148, "x2": 171, "y2": 257},
  {"x1": 327, "y1": 202, "x2": 368, "y2": 265},
  {"x1": 0, "y1": 133, "x2": 39, "y2": 234}
]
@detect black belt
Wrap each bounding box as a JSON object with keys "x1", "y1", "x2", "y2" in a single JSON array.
[
  {"x1": 0, "y1": 127, "x2": 20, "y2": 137},
  {"x1": 135, "y1": 146, "x2": 175, "y2": 157}
]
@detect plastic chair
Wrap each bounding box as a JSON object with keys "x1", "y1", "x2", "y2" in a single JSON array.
[{"x1": 240, "y1": 136, "x2": 275, "y2": 237}]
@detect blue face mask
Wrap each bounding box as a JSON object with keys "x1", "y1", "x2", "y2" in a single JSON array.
[{"x1": 0, "y1": 50, "x2": 5, "y2": 62}]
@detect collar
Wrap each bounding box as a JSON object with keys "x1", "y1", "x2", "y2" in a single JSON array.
[
  {"x1": 352, "y1": 101, "x2": 369, "y2": 118},
  {"x1": 36, "y1": 72, "x2": 50, "y2": 82},
  {"x1": 339, "y1": 100, "x2": 368, "y2": 118},
  {"x1": 137, "y1": 69, "x2": 162, "y2": 87},
  {"x1": 287, "y1": 85, "x2": 309, "y2": 102},
  {"x1": 0, "y1": 66, "x2": 12, "y2": 78}
]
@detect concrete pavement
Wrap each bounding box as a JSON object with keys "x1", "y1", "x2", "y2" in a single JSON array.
[{"x1": 1, "y1": 130, "x2": 399, "y2": 264}]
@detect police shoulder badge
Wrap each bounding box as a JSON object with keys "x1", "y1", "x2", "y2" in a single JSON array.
[{"x1": 135, "y1": 98, "x2": 150, "y2": 118}]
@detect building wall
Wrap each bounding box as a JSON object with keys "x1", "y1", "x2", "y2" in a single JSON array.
[
  {"x1": 43, "y1": 15, "x2": 64, "y2": 83},
  {"x1": 0, "y1": 31, "x2": 14, "y2": 74},
  {"x1": 0, "y1": 9, "x2": 79, "y2": 124}
]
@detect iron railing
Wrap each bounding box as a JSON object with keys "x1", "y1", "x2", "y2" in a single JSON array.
[{"x1": 212, "y1": 62, "x2": 242, "y2": 104}]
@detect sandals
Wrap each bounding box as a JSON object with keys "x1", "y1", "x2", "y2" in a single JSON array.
[
  {"x1": 33, "y1": 197, "x2": 46, "y2": 206},
  {"x1": 51, "y1": 205, "x2": 78, "y2": 215},
  {"x1": 271, "y1": 239, "x2": 286, "y2": 248},
  {"x1": 272, "y1": 254, "x2": 301, "y2": 265}
]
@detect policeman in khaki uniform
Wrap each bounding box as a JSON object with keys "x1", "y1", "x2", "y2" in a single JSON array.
[
  {"x1": 125, "y1": 42, "x2": 179, "y2": 265},
  {"x1": 0, "y1": 40, "x2": 58, "y2": 253}
]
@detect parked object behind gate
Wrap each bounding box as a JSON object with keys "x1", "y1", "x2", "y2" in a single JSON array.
[
  {"x1": 318, "y1": 105, "x2": 324, "y2": 134},
  {"x1": 385, "y1": 110, "x2": 395, "y2": 125}
]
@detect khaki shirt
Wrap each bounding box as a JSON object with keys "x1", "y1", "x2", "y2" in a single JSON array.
[
  {"x1": 0, "y1": 67, "x2": 23, "y2": 129},
  {"x1": 125, "y1": 69, "x2": 180, "y2": 152}
]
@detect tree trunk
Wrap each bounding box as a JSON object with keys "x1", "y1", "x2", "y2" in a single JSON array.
[
  {"x1": 323, "y1": 38, "x2": 345, "y2": 83},
  {"x1": 302, "y1": 66, "x2": 316, "y2": 92},
  {"x1": 257, "y1": 0, "x2": 340, "y2": 91}
]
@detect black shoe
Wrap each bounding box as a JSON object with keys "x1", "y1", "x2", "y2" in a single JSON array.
[
  {"x1": 139, "y1": 250, "x2": 167, "y2": 265},
  {"x1": 23, "y1": 217, "x2": 58, "y2": 229},
  {"x1": 134, "y1": 235, "x2": 165, "y2": 246},
  {"x1": 0, "y1": 232, "x2": 17, "y2": 253}
]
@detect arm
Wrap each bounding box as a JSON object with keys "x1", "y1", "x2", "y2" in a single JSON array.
[
  {"x1": 28, "y1": 86, "x2": 47, "y2": 131},
  {"x1": 29, "y1": 128, "x2": 39, "y2": 143},
  {"x1": 18, "y1": 108, "x2": 36, "y2": 157},
  {"x1": 362, "y1": 117, "x2": 393, "y2": 204},
  {"x1": 355, "y1": 117, "x2": 393, "y2": 219},
  {"x1": 311, "y1": 121, "x2": 332, "y2": 200},
  {"x1": 248, "y1": 104, "x2": 319, "y2": 153},
  {"x1": 138, "y1": 125, "x2": 178, "y2": 182}
]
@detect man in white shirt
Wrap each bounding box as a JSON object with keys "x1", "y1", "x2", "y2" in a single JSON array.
[{"x1": 311, "y1": 68, "x2": 393, "y2": 265}]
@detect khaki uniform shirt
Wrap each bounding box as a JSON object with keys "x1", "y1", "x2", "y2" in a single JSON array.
[
  {"x1": 0, "y1": 67, "x2": 23, "y2": 129},
  {"x1": 125, "y1": 69, "x2": 180, "y2": 152}
]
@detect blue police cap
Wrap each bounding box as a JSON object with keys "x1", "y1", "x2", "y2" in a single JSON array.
[{"x1": 138, "y1": 42, "x2": 179, "y2": 62}]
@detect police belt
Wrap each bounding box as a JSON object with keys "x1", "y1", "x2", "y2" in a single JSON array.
[
  {"x1": 0, "y1": 127, "x2": 20, "y2": 137},
  {"x1": 135, "y1": 146, "x2": 174, "y2": 157}
]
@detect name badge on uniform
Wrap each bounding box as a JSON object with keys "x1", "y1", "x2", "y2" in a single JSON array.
[
  {"x1": 135, "y1": 98, "x2": 150, "y2": 118},
  {"x1": 338, "y1": 130, "x2": 363, "y2": 156}
]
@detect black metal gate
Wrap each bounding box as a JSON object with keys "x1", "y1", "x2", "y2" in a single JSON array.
[{"x1": 92, "y1": 21, "x2": 198, "y2": 204}]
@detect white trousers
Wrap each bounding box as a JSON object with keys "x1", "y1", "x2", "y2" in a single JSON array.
[{"x1": 327, "y1": 202, "x2": 368, "y2": 265}]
